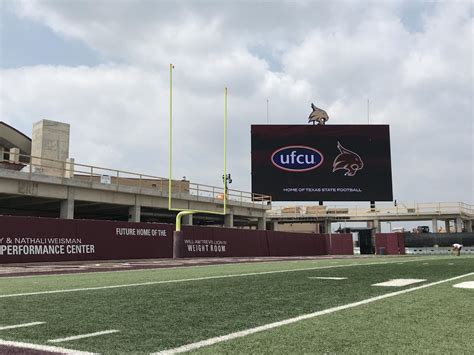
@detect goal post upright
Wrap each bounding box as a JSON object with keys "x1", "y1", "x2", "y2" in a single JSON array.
[{"x1": 168, "y1": 64, "x2": 228, "y2": 257}]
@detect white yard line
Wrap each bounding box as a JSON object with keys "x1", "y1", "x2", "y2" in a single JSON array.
[
  {"x1": 152, "y1": 272, "x2": 474, "y2": 355},
  {"x1": 308, "y1": 277, "x2": 347, "y2": 280},
  {"x1": 453, "y1": 281, "x2": 474, "y2": 289},
  {"x1": 372, "y1": 279, "x2": 426, "y2": 287},
  {"x1": 0, "y1": 339, "x2": 95, "y2": 354},
  {"x1": 0, "y1": 258, "x2": 437, "y2": 299},
  {"x1": 0, "y1": 322, "x2": 44, "y2": 330},
  {"x1": 48, "y1": 330, "x2": 119, "y2": 343}
]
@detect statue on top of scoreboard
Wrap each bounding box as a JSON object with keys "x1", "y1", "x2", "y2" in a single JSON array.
[{"x1": 308, "y1": 103, "x2": 329, "y2": 125}]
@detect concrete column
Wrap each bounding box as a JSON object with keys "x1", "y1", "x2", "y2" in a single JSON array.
[
  {"x1": 257, "y1": 216, "x2": 266, "y2": 230},
  {"x1": 9, "y1": 148, "x2": 20, "y2": 163},
  {"x1": 455, "y1": 217, "x2": 463, "y2": 233},
  {"x1": 324, "y1": 220, "x2": 332, "y2": 234},
  {"x1": 224, "y1": 211, "x2": 233, "y2": 228},
  {"x1": 0, "y1": 147, "x2": 4, "y2": 161},
  {"x1": 271, "y1": 221, "x2": 278, "y2": 231},
  {"x1": 465, "y1": 220, "x2": 473, "y2": 233},
  {"x1": 182, "y1": 213, "x2": 193, "y2": 225},
  {"x1": 32, "y1": 119, "x2": 70, "y2": 177},
  {"x1": 432, "y1": 218, "x2": 438, "y2": 233},
  {"x1": 64, "y1": 158, "x2": 75, "y2": 179},
  {"x1": 60, "y1": 199, "x2": 74, "y2": 219},
  {"x1": 445, "y1": 220, "x2": 450, "y2": 233},
  {"x1": 373, "y1": 219, "x2": 381, "y2": 233},
  {"x1": 128, "y1": 205, "x2": 141, "y2": 222}
]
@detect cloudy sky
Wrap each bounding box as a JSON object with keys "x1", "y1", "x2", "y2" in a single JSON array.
[{"x1": 1, "y1": 0, "x2": 472, "y2": 205}]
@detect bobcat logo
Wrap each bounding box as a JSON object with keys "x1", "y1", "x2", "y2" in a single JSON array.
[{"x1": 333, "y1": 142, "x2": 364, "y2": 176}]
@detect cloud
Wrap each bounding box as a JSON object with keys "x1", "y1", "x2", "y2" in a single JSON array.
[{"x1": 2, "y1": 0, "x2": 472, "y2": 203}]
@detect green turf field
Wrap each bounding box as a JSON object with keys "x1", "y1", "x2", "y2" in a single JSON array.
[{"x1": 1, "y1": 256, "x2": 473, "y2": 354}]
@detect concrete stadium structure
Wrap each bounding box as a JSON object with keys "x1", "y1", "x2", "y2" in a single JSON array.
[
  {"x1": 0, "y1": 119, "x2": 271, "y2": 228},
  {"x1": 0, "y1": 121, "x2": 32, "y2": 168},
  {"x1": 268, "y1": 203, "x2": 473, "y2": 233},
  {"x1": 0, "y1": 119, "x2": 472, "y2": 234},
  {"x1": 0, "y1": 157, "x2": 271, "y2": 228}
]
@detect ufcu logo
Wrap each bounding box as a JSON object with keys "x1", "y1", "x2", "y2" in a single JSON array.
[{"x1": 271, "y1": 146, "x2": 324, "y2": 172}]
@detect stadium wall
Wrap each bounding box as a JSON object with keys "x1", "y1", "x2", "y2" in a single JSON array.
[
  {"x1": 0, "y1": 215, "x2": 174, "y2": 263},
  {"x1": 374, "y1": 233, "x2": 405, "y2": 255},
  {"x1": 0, "y1": 216, "x2": 353, "y2": 263},
  {"x1": 326, "y1": 234, "x2": 354, "y2": 255},
  {"x1": 404, "y1": 233, "x2": 474, "y2": 247}
]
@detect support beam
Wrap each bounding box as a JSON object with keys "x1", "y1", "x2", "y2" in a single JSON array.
[
  {"x1": 432, "y1": 218, "x2": 438, "y2": 233},
  {"x1": 455, "y1": 217, "x2": 463, "y2": 233},
  {"x1": 271, "y1": 220, "x2": 278, "y2": 231},
  {"x1": 445, "y1": 220, "x2": 450, "y2": 233},
  {"x1": 373, "y1": 219, "x2": 381, "y2": 233},
  {"x1": 60, "y1": 199, "x2": 74, "y2": 219},
  {"x1": 257, "y1": 215, "x2": 266, "y2": 230},
  {"x1": 128, "y1": 205, "x2": 141, "y2": 222},
  {"x1": 466, "y1": 220, "x2": 473, "y2": 233},
  {"x1": 9, "y1": 148, "x2": 20, "y2": 163},
  {"x1": 325, "y1": 220, "x2": 332, "y2": 234},
  {"x1": 224, "y1": 211, "x2": 233, "y2": 228},
  {"x1": 182, "y1": 213, "x2": 193, "y2": 226},
  {"x1": 64, "y1": 158, "x2": 75, "y2": 179},
  {"x1": 370, "y1": 201, "x2": 375, "y2": 211}
]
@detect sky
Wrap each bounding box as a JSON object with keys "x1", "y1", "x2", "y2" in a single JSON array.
[{"x1": 0, "y1": 0, "x2": 473, "y2": 208}]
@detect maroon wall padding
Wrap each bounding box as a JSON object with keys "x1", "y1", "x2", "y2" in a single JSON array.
[
  {"x1": 180, "y1": 227, "x2": 329, "y2": 258},
  {"x1": 324, "y1": 234, "x2": 354, "y2": 255},
  {"x1": 375, "y1": 233, "x2": 405, "y2": 255},
  {"x1": 397, "y1": 233, "x2": 406, "y2": 255},
  {"x1": 1, "y1": 215, "x2": 355, "y2": 263},
  {"x1": 375, "y1": 233, "x2": 387, "y2": 255},
  {"x1": 0, "y1": 215, "x2": 173, "y2": 263},
  {"x1": 266, "y1": 231, "x2": 327, "y2": 256},
  {"x1": 181, "y1": 226, "x2": 269, "y2": 257}
]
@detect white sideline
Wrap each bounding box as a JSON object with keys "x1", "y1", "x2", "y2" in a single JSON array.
[
  {"x1": 0, "y1": 322, "x2": 44, "y2": 330},
  {"x1": 0, "y1": 339, "x2": 95, "y2": 354},
  {"x1": 48, "y1": 329, "x2": 119, "y2": 343},
  {"x1": 0, "y1": 256, "x2": 463, "y2": 280},
  {"x1": 0, "y1": 258, "x2": 438, "y2": 299},
  {"x1": 308, "y1": 277, "x2": 347, "y2": 280},
  {"x1": 152, "y1": 272, "x2": 474, "y2": 355}
]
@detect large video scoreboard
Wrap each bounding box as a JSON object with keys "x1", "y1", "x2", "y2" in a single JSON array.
[{"x1": 251, "y1": 125, "x2": 393, "y2": 201}]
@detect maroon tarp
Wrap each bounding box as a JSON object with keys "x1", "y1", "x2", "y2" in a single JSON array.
[{"x1": 375, "y1": 233, "x2": 405, "y2": 255}]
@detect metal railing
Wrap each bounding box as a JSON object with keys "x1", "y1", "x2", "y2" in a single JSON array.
[
  {"x1": 268, "y1": 202, "x2": 474, "y2": 219},
  {"x1": 1, "y1": 153, "x2": 272, "y2": 207}
]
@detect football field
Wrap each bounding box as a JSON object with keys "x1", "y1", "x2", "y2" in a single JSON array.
[{"x1": 1, "y1": 256, "x2": 473, "y2": 354}]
